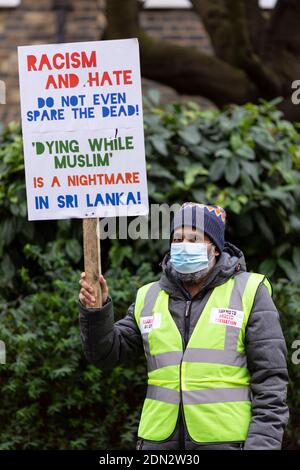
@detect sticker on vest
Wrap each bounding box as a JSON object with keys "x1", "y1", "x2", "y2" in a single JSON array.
[
  {"x1": 210, "y1": 308, "x2": 244, "y2": 328},
  {"x1": 140, "y1": 313, "x2": 161, "y2": 334}
]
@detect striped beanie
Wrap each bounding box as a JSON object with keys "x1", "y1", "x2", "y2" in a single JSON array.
[{"x1": 170, "y1": 202, "x2": 226, "y2": 254}]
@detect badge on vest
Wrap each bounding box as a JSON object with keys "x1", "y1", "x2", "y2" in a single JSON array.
[
  {"x1": 140, "y1": 313, "x2": 161, "y2": 334},
  {"x1": 210, "y1": 308, "x2": 244, "y2": 328}
]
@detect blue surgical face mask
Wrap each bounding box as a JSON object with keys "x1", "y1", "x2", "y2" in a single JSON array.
[{"x1": 170, "y1": 242, "x2": 211, "y2": 274}]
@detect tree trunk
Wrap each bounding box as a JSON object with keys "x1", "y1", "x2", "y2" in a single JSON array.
[
  {"x1": 106, "y1": 0, "x2": 258, "y2": 105},
  {"x1": 139, "y1": 32, "x2": 258, "y2": 105},
  {"x1": 191, "y1": 0, "x2": 235, "y2": 64},
  {"x1": 104, "y1": 0, "x2": 300, "y2": 121}
]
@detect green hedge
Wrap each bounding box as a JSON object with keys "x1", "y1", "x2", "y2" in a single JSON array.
[{"x1": 0, "y1": 96, "x2": 300, "y2": 448}]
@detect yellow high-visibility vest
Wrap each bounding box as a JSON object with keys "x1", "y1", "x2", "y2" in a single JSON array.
[{"x1": 134, "y1": 272, "x2": 272, "y2": 443}]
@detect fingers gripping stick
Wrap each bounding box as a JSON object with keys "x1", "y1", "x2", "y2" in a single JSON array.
[{"x1": 82, "y1": 218, "x2": 102, "y2": 308}]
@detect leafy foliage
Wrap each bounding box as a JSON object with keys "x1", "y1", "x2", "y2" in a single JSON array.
[
  {"x1": 274, "y1": 276, "x2": 300, "y2": 450},
  {"x1": 142, "y1": 97, "x2": 300, "y2": 275},
  {"x1": 0, "y1": 97, "x2": 300, "y2": 448},
  {"x1": 0, "y1": 240, "x2": 151, "y2": 449}
]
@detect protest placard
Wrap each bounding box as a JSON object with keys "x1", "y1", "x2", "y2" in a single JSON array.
[
  {"x1": 18, "y1": 38, "x2": 149, "y2": 221},
  {"x1": 18, "y1": 38, "x2": 149, "y2": 307}
]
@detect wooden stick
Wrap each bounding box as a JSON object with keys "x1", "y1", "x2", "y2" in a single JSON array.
[{"x1": 82, "y1": 218, "x2": 102, "y2": 308}]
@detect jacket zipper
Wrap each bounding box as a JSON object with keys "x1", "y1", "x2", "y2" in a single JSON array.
[
  {"x1": 179, "y1": 299, "x2": 192, "y2": 450},
  {"x1": 184, "y1": 300, "x2": 192, "y2": 345}
]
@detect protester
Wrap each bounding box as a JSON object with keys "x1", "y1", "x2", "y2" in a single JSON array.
[{"x1": 79, "y1": 202, "x2": 289, "y2": 450}]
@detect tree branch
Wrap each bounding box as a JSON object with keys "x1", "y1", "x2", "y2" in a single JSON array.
[
  {"x1": 106, "y1": 0, "x2": 139, "y2": 39},
  {"x1": 191, "y1": 0, "x2": 280, "y2": 96},
  {"x1": 139, "y1": 31, "x2": 258, "y2": 105},
  {"x1": 190, "y1": 0, "x2": 235, "y2": 64},
  {"x1": 261, "y1": 0, "x2": 300, "y2": 94},
  {"x1": 244, "y1": 0, "x2": 266, "y2": 56},
  {"x1": 224, "y1": 0, "x2": 281, "y2": 96},
  {"x1": 105, "y1": 0, "x2": 258, "y2": 106},
  {"x1": 268, "y1": 0, "x2": 300, "y2": 57}
]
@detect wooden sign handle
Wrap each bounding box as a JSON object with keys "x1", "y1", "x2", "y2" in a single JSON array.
[{"x1": 82, "y1": 218, "x2": 102, "y2": 308}]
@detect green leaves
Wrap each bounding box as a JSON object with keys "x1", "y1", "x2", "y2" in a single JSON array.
[
  {"x1": 255, "y1": 211, "x2": 275, "y2": 244},
  {"x1": 230, "y1": 133, "x2": 243, "y2": 151},
  {"x1": 0, "y1": 253, "x2": 15, "y2": 286},
  {"x1": 259, "y1": 258, "x2": 276, "y2": 277},
  {"x1": 178, "y1": 125, "x2": 201, "y2": 145},
  {"x1": 184, "y1": 164, "x2": 208, "y2": 186},
  {"x1": 0, "y1": 238, "x2": 152, "y2": 450},
  {"x1": 224, "y1": 157, "x2": 240, "y2": 184},
  {"x1": 66, "y1": 239, "x2": 82, "y2": 264},
  {"x1": 150, "y1": 134, "x2": 168, "y2": 156},
  {"x1": 240, "y1": 160, "x2": 260, "y2": 184},
  {"x1": 236, "y1": 145, "x2": 255, "y2": 160},
  {"x1": 209, "y1": 158, "x2": 226, "y2": 181},
  {"x1": 215, "y1": 148, "x2": 233, "y2": 158}
]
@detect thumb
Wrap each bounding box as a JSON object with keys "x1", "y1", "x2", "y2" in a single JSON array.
[{"x1": 99, "y1": 274, "x2": 109, "y2": 298}]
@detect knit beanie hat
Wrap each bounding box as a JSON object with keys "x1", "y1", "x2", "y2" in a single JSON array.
[{"x1": 170, "y1": 202, "x2": 226, "y2": 254}]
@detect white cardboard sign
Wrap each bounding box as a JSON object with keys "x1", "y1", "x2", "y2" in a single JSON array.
[{"x1": 18, "y1": 38, "x2": 149, "y2": 220}]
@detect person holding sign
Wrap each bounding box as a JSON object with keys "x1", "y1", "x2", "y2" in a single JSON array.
[{"x1": 79, "y1": 203, "x2": 289, "y2": 450}]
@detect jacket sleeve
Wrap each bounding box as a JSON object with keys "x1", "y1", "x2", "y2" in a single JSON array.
[
  {"x1": 244, "y1": 283, "x2": 289, "y2": 450},
  {"x1": 78, "y1": 296, "x2": 144, "y2": 370}
]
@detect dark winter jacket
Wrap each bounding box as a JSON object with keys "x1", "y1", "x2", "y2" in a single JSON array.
[{"x1": 79, "y1": 242, "x2": 289, "y2": 450}]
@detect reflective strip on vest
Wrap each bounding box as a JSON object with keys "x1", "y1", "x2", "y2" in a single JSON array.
[
  {"x1": 224, "y1": 271, "x2": 249, "y2": 352},
  {"x1": 183, "y1": 348, "x2": 247, "y2": 368},
  {"x1": 140, "y1": 282, "x2": 161, "y2": 358},
  {"x1": 146, "y1": 385, "x2": 180, "y2": 405},
  {"x1": 147, "y1": 351, "x2": 183, "y2": 371},
  {"x1": 183, "y1": 386, "x2": 251, "y2": 405},
  {"x1": 146, "y1": 384, "x2": 250, "y2": 406}
]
